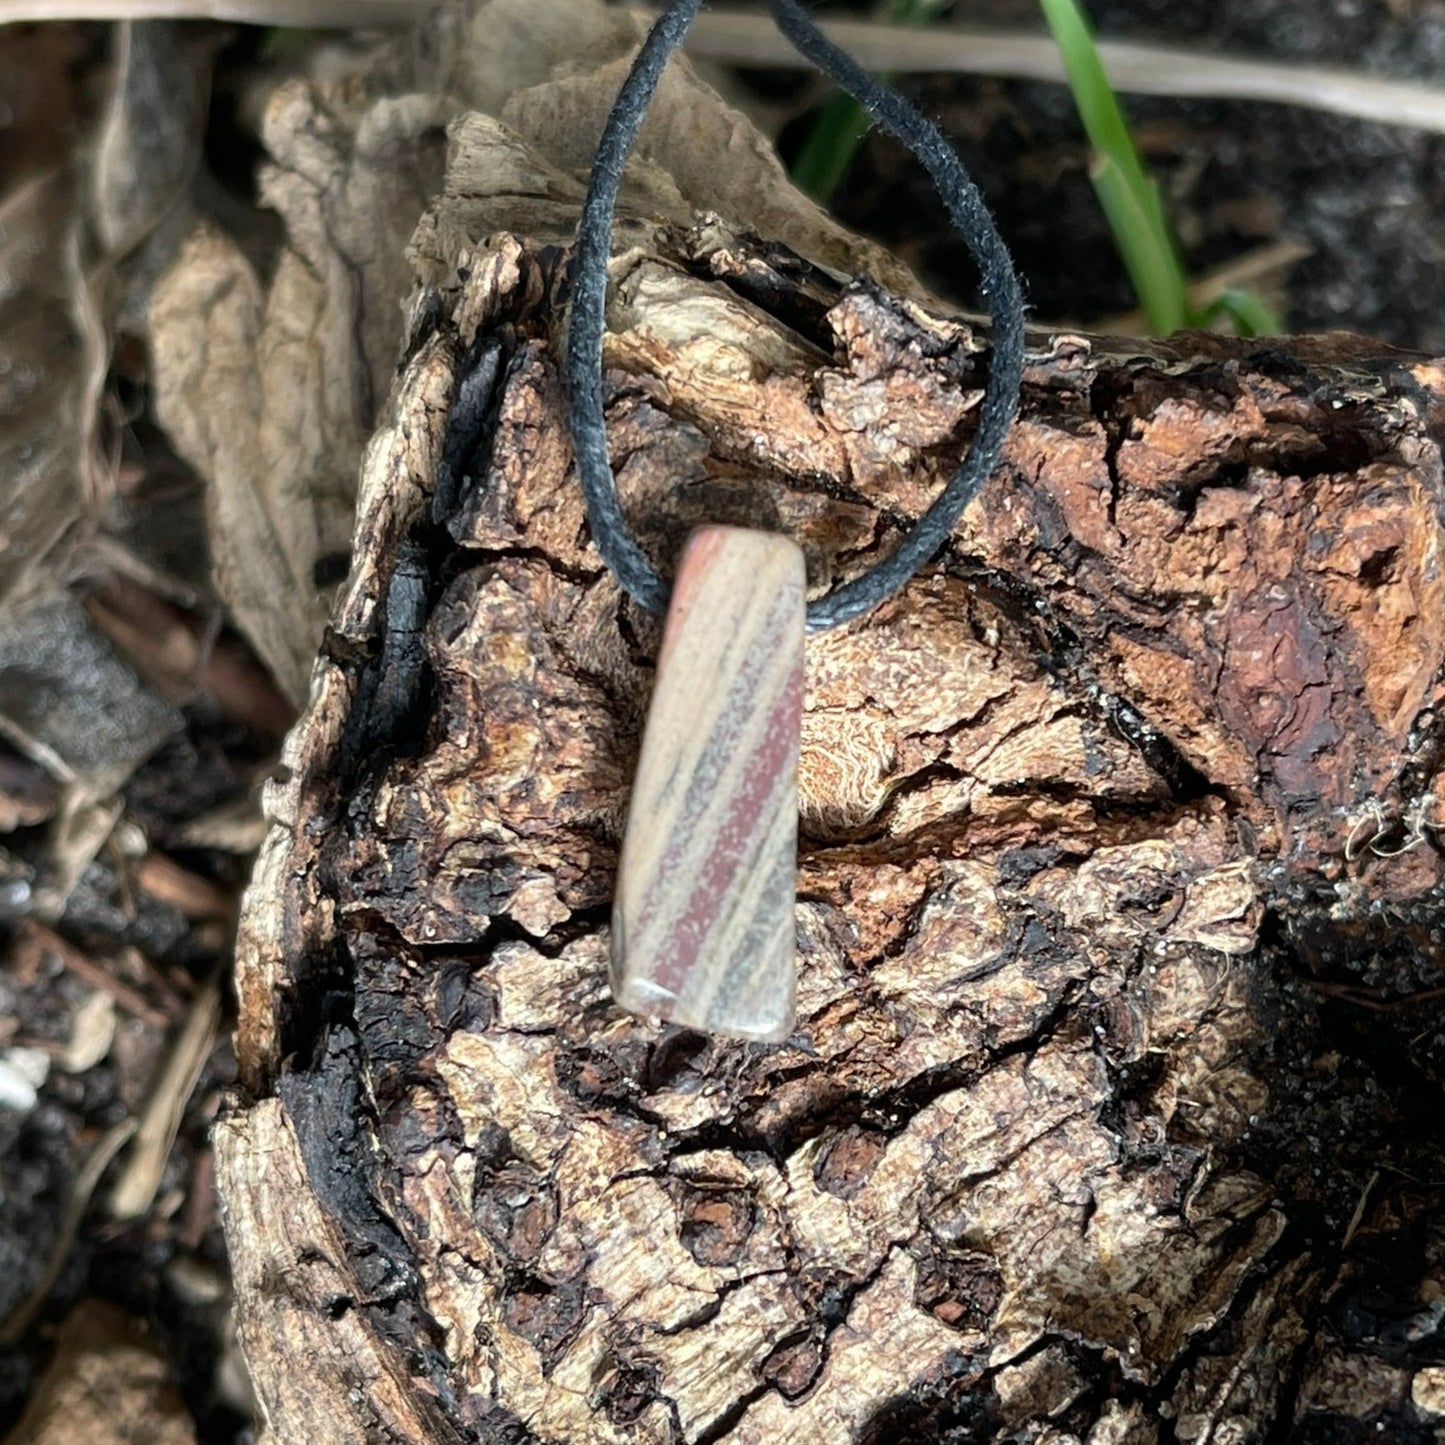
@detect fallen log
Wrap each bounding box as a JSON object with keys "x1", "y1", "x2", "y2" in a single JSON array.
[{"x1": 167, "y1": 18, "x2": 1445, "y2": 1444}]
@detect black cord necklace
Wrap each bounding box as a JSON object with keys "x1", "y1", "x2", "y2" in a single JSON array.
[
  {"x1": 567, "y1": 0, "x2": 1027, "y2": 631},
  {"x1": 566, "y1": 0, "x2": 1027, "y2": 1042}
]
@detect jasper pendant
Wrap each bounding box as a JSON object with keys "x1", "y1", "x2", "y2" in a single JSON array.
[{"x1": 612, "y1": 526, "x2": 805, "y2": 1043}]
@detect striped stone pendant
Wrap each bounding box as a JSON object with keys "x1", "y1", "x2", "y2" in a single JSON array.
[{"x1": 612, "y1": 526, "x2": 805, "y2": 1043}]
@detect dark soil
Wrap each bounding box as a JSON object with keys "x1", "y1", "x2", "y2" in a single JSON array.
[
  {"x1": 0, "y1": 706, "x2": 261, "y2": 1444},
  {"x1": 793, "y1": 0, "x2": 1445, "y2": 351}
]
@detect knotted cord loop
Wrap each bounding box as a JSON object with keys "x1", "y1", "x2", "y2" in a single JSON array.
[{"x1": 565, "y1": 0, "x2": 1027, "y2": 631}]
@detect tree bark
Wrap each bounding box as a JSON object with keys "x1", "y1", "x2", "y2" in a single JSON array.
[
  {"x1": 177, "y1": 22, "x2": 1445, "y2": 1435},
  {"x1": 212, "y1": 211, "x2": 1445, "y2": 1443}
]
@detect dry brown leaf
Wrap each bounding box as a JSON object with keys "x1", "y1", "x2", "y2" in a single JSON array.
[
  {"x1": 149, "y1": 83, "x2": 452, "y2": 705},
  {"x1": 437, "y1": 0, "x2": 639, "y2": 113},
  {"x1": 415, "y1": 0, "x2": 924, "y2": 295},
  {"x1": 149, "y1": 226, "x2": 323, "y2": 707},
  {"x1": 0, "y1": 19, "x2": 224, "y2": 823},
  {"x1": 147, "y1": 0, "x2": 945, "y2": 706},
  {"x1": 92, "y1": 21, "x2": 205, "y2": 257},
  {"x1": 0, "y1": 172, "x2": 93, "y2": 612},
  {"x1": 406, "y1": 109, "x2": 687, "y2": 287},
  {"x1": 498, "y1": 50, "x2": 924, "y2": 296}
]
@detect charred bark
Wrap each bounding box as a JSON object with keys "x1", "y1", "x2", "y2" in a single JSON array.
[{"x1": 210, "y1": 210, "x2": 1445, "y2": 1444}]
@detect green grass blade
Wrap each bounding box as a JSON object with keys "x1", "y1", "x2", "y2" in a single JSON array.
[
  {"x1": 793, "y1": 91, "x2": 873, "y2": 202},
  {"x1": 890, "y1": 0, "x2": 951, "y2": 23},
  {"x1": 1040, "y1": 0, "x2": 1191, "y2": 333},
  {"x1": 1196, "y1": 289, "x2": 1281, "y2": 337},
  {"x1": 792, "y1": 0, "x2": 950, "y2": 204},
  {"x1": 1039, "y1": 0, "x2": 1154, "y2": 203},
  {"x1": 1090, "y1": 154, "x2": 1189, "y2": 334}
]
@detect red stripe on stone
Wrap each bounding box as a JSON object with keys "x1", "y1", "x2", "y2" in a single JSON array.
[
  {"x1": 649, "y1": 659, "x2": 800, "y2": 997},
  {"x1": 612, "y1": 525, "x2": 805, "y2": 1041}
]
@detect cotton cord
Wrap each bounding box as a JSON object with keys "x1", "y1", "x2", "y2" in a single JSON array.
[{"x1": 566, "y1": 0, "x2": 1027, "y2": 632}]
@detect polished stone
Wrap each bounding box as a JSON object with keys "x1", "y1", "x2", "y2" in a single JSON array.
[{"x1": 612, "y1": 525, "x2": 805, "y2": 1042}]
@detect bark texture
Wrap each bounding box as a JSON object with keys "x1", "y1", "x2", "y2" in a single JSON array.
[{"x1": 208, "y1": 39, "x2": 1445, "y2": 1445}]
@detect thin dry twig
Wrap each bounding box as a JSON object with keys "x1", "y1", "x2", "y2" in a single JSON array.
[
  {"x1": 108, "y1": 970, "x2": 223, "y2": 1220},
  {"x1": 9, "y1": 3, "x2": 1442, "y2": 141},
  {"x1": 0, "y1": 0, "x2": 415, "y2": 22},
  {"x1": 1306, "y1": 980, "x2": 1445, "y2": 1012},
  {"x1": 132, "y1": 850, "x2": 237, "y2": 923},
  {"x1": 16, "y1": 919, "x2": 175, "y2": 1028},
  {"x1": 1181, "y1": 240, "x2": 1314, "y2": 301},
  {"x1": 673, "y1": 9, "x2": 1445, "y2": 138},
  {"x1": 1096, "y1": 239, "x2": 1313, "y2": 333},
  {"x1": 1342, "y1": 1169, "x2": 1379, "y2": 1250}
]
